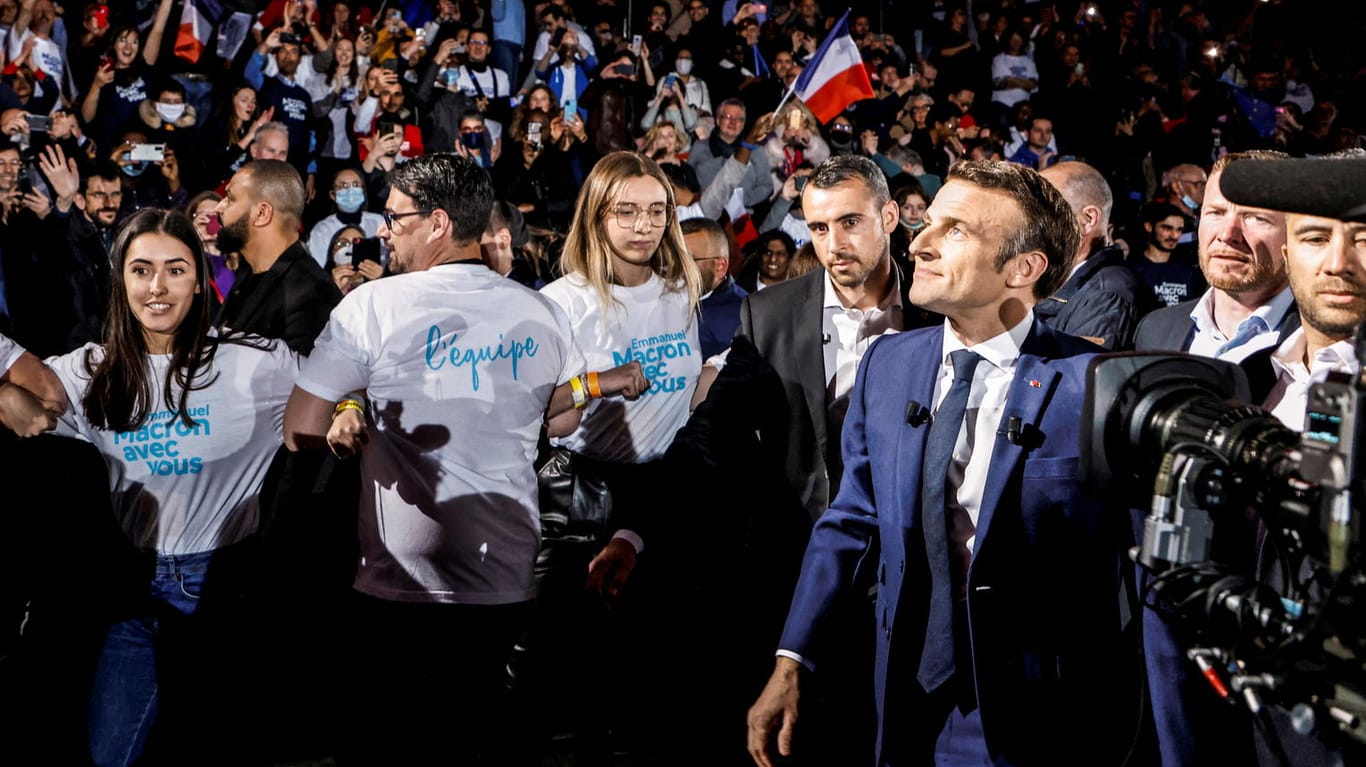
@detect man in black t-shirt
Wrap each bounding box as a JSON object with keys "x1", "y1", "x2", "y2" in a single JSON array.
[{"x1": 1127, "y1": 201, "x2": 1207, "y2": 308}]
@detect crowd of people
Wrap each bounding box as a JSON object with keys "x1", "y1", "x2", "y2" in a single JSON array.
[{"x1": 0, "y1": 0, "x2": 1363, "y2": 766}]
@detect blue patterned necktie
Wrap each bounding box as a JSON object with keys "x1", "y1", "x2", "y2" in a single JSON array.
[{"x1": 917, "y1": 348, "x2": 982, "y2": 693}]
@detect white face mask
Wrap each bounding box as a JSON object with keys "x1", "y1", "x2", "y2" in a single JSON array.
[
  {"x1": 675, "y1": 59, "x2": 694, "y2": 76},
  {"x1": 156, "y1": 102, "x2": 186, "y2": 124}
]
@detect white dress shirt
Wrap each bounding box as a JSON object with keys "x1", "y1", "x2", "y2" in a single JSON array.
[
  {"x1": 1263, "y1": 327, "x2": 1359, "y2": 430},
  {"x1": 935, "y1": 312, "x2": 1034, "y2": 580},
  {"x1": 1186, "y1": 286, "x2": 1295, "y2": 362},
  {"x1": 821, "y1": 270, "x2": 904, "y2": 426}
]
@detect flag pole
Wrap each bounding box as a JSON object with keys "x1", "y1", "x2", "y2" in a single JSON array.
[{"x1": 772, "y1": 77, "x2": 799, "y2": 116}]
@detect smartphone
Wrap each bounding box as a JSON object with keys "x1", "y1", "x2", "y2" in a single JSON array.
[
  {"x1": 615, "y1": 63, "x2": 636, "y2": 76},
  {"x1": 562, "y1": 98, "x2": 577, "y2": 118},
  {"x1": 351, "y1": 237, "x2": 382, "y2": 268},
  {"x1": 382, "y1": 58, "x2": 400, "y2": 72},
  {"x1": 26, "y1": 114, "x2": 51, "y2": 133},
  {"x1": 460, "y1": 131, "x2": 483, "y2": 150},
  {"x1": 752, "y1": 3, "x2": 768, "y2": 13},
  {"x1": 794, "y1": 175, "x2": 807, "y2": 192},
  {"x1": 552, "y1": 27, "x2": 568, "y2": 48},
  {"x1": 788, "y1": 110, "x2": 803, "y2": 129},
  {"x1": 129, "y1": 143, "x2": 166, "y2": 162},
  {"x1": 630, "y1": 34, "x2": 642, "y2": 54}
]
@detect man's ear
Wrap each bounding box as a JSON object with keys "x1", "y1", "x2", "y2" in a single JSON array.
[
  {"x1": 1005, "y1": 249, "x2": 1049, "y2": 291},
  {"x1": 253, "y1": 201, "x2": 275, "y2": 227},
  {"x1": 880, "y1": 198, "x2": 899, "y2": 234},
  {"x1": 428, "y1": 208, "x2": 453, "y2": 244}
]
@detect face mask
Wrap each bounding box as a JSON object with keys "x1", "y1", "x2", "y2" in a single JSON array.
[
  {"x1": 675, "y1": 59, "x2": 694, "y2": 76},
  {"x1": 1181, "y1": 193, "x2": 1199, "y2": 211},
  {"x1": 903, "y1": 220, "x2": 926, "y2": 234},
  {"x1": 156, "y1": 102, "x2": 186, "y2": 124},
  {"x1": 336, "y1": 186, "x2": 365, "y2": 213},
  {"x1": 121, "y1": 157, "x2": 147, "y2": 176},
  {"x1": 442, "y1": 68, "x2": 461, "y2": 87}
]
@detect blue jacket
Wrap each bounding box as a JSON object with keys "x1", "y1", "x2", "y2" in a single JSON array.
[
  {"x1": 779, "y1": 319, "x2": 1149, "y2": 764},
  {"x1": 698, "y1": 276, "x2": 747, "y2": 359},
  {"x1": 1034, "y1": 244, "x2": 1154, "y2": 350}
]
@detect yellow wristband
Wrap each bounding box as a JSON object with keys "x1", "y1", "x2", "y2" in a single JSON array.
[
  {"x1": 569, "y1": 375, "x2": 588, "y2": 408},
  {"x1": 586, "y1": 371, "x2": 602, "y2": 399},
  {"x1": 334, "y1": 399, "x2": 365, "y2": 417}
]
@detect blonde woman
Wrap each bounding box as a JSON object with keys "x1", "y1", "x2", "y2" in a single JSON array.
[
  {"x1": 530, "y1": 151, "x2": 702, "y2": 761},
  {"x1": 762, "y1": 100, "x2": 831, "y2": 197}
]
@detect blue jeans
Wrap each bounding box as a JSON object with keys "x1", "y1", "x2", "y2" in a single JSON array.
[
  {"x1": 492, "y1": 40, "x2": 523, "y2": 86},
  {"x1": 87, "y1": 551, "x2": 212, "y2": 767}
]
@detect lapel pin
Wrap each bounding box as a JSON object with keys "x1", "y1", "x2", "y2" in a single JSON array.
[{"x1": 1028, "y1": 379, "x2": 1041, "y2": 388}]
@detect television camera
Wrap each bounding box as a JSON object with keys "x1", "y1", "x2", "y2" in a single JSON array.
[{"x1": 1081, "y1": 157, "x2": 1366, "y2": 762}]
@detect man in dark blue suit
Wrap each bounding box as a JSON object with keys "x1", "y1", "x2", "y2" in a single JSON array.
[
  {"x1": 682, "y1": 218, "x2": 748, "y2": 359},
  {"x1": 747, "y1": 160, "x2": 1146, "y2": 766}
]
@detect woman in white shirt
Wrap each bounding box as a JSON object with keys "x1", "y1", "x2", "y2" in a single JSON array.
[
  {"x1": 531, "y1": 151, "x2": 703, "y2": 759},
  {"x1": 0, "y1": 209, "x2": 300, "y2": 767}
]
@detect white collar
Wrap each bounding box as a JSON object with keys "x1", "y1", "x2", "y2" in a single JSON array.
[{"x1": 940, "y1": 310, "x2": 1033, "y2": 372}]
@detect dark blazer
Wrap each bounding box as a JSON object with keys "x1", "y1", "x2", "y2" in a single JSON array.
[
  {"x1": 1133, "y1": 295, "x2": 1301, "y2": 354},
  {"x1": 778, "y1": 320, "x2": 1145, "y2": 765},
  {"x1": 216, "y1": 240, "x2": 341, "y2": 355},
  {"x1": 1034, "y1": 244, "x2": 1154, "y2": 350}
]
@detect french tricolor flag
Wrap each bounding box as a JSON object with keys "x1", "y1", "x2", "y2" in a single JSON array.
[
  {"x1": 790, "y1": 11, "x2": 875, "y2": 124},
  {"x1": 175, "y1": 0, "x2": 223, "y2": 64}
]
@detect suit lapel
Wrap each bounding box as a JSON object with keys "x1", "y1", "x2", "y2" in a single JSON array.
[
  {"x1": 896, "y1": 327, "x2": 943, "y2": 525},
  {"x1": 972, "y1": 327, "x2": 1060, "y2": 559},
  {"x1": 795, "y1": 272, "x2": 830, "y2": 454}
]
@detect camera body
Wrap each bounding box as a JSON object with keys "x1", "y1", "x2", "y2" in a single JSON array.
[{"x1": 1083, "y1": 350, "x2": 1366, "y2": 755}]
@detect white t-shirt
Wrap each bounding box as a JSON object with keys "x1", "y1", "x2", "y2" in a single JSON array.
[
  {"x1": 0, "y1": 333, "x2": 21, "y2": 375},
  {"x1": 8, "y1": 30, "x2": 63, "y2": 85},
  {"x1": 296, "y1": 264, "x2": 584, "y2": 605},
  {"x1": 541, "y1": 272, "x2": 700, "y2": 463},
  {"x1": 990, "y1": 52, "x2": 1038, "y2": 107},
  {"x1": 46, "y1": 340, "x2": 298, "y2": 556}
]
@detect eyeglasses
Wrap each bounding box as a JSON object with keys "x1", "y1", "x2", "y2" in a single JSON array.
[
  {"x1": 468, "y1": 40, "x2": 490, "y2": 47},
  {"x1": 381, "y1": 209, "x2": 434, "y2": 229},
  {"x1": 611, "y1": 204, "x2": 671, "y2": 228},
  {"x1": 717, "y1": 112, "x2": 745, "y2": 123},
  {"x1": 333, "y1": 181, "x2": 363, "y2": 191}
]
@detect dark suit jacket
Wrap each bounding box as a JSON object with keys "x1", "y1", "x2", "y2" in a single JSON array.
[
  {"x1": 1133, "y1": 295, "x2": 1301, "y2": 354},
  {"x1": 779, "y1": 320, "x2": 1145, "y2": 765},
  {"x1": 682, "y1": 266, "x2": 936, "y2": 521},
  {"x1": 1034, "y1": 244, "x2": 1154, "y2": 350},
  {"x1": 216, "y1": 240, "x2": 341, "y2": 355}
]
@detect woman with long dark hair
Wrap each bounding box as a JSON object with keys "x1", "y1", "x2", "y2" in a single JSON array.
[
  {"x1": 0, "y1": 208, "x2": 300, "y2": 766},
  {"x1": 79, "y1": 0, "x2": 176, "y2": 154}
]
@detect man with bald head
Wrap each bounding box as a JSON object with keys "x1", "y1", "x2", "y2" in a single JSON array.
[
  {"x1": 215, "y1": 159, "x2": 339, "y2": 354},
  {"x1": 1037, "y1": 160, "x2": 1152, "y2": 349},
  {"x1": 1162, "y1": 162, "x2": 1207, "y2": 227}
]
